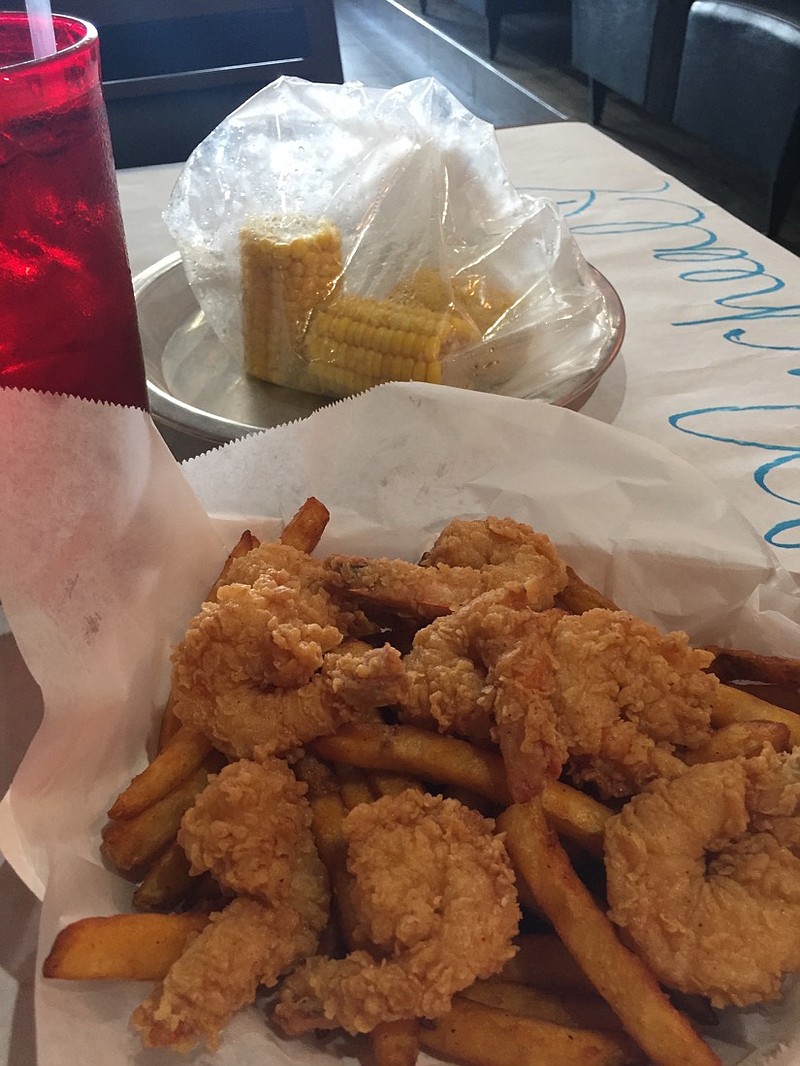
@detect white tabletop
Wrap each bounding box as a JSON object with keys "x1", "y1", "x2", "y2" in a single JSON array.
[
  {"x1": 2, "y1": 118, "x2": 799, "y2": 1065},
  {"x1": 116, "y1": 122, "x2": 800, "y2": 577}
]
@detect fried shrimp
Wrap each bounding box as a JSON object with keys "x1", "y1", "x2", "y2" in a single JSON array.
[
  {"x1": 399, "y1": 588, "x2": 566, "y2": 800},
  {"x1": 551, "y1": 608, "x2": 718, "y2": 798},
  {"x1": 132, "y1": 759, "x2": 329, "y2": 1051},
  {"x1": 400, "y1": 602, "x2": 718, "y2": 801},
  {"x1": 272, "y1": 788, "x2": 520, "y2": 1035},
  {"x1": 325, "y1": 516, "x2": 568, "y2": 620},
  {"x1": 174, "y1": 638, "x2": 405, "y2": 761},
  {"x1": 605, "y1": 748, "x2": 800, "y2": 1008},
  {"x1": 170, "y1": 558, "x2": 405, "y2": 758}
]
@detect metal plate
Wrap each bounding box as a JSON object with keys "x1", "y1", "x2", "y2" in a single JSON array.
[{"x1": 136, "y1": 252, "x2": 625, "y2": 445}]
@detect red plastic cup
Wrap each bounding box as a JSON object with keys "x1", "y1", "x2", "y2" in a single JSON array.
[{"x1": 0, "y1": 12, "x2": 149, "y2": 408}]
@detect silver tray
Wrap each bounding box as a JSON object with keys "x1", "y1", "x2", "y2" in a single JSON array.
[{"x1": 136, "y1": 252, "x2": 625, "y2": 446}]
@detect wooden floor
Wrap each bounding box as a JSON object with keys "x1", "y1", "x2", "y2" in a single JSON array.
[{"x1": 333, "y1": 0, "x2": 800, "y2": 254}]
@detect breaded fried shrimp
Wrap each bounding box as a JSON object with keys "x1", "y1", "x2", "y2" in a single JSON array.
[
  {"x1": 325, "y1": 516, "x2": 568, "y2": 620},
  {"x1": 172, "y1": 567, "x2": 405, "y2": 759},
  {"x1": 273, "y1": 789, "x2": 520, "y2": 1035},
  {"x1": 400, "y1": 601, "x2": 718, "y2": 801},
  {"x1": 552, "y1": 609, "x2": 718, "y2": 797},
  {"x1": 132, "y1": 759, "x2": 329, "y2": 1052},
  {"x1": 605, "y1": 748, "x2": 800, "y2": 1008}
]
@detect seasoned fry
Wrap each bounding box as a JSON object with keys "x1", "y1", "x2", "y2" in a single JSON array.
[
  {"x1": 684, "y1": 720, "x2": 791, "y2": 765},
  {"x1": 714, "y1": 683, "x2": 800, "y2": 746},
  {"x1": 132, "y1": 839, "x2": 194, "y2": 912},
  {"x1": 108, "y1": 726, "x2": 213, "y2": 820},
  {"x1": 463, "y1": 978, "x2": 623, "y2": 1032},
  {"x1": 706, "y1": 645, "x2": 800, "y2": 686},
  {"x1": 498, "y1": 802, "x2": 722, "y2": 1066},
  {"x1": 43, "y1": 912, "x2": 208, "y2": 981},
  {"x1": 101, "y1": 764, "x2": 215, "y2": 872},
  {"x1": 278, "y1": 495, "x2": 330, "y2": 552},
  {"x1": 418, "y1": 995, "x2": 645, "y2": 1066},
  {"x1": 555, "y1": 565, "x2": 619, "y2": 615}
]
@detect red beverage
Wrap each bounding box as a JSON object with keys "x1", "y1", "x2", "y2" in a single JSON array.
[{"x1": 0, "y1": 13, "x2": 149, "y2": 408}]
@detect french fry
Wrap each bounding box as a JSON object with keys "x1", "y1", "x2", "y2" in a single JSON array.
[
  {"x1": 706, "y1": 645, "x2": 800, "y2": 686},
  {"x1": 463, "y1": 978, "x2": 623, "y2": 1032},
  {"x1": 42, "y1": 912, "x2": 208, "y2": 981},
  {"x1": 685, "y1": 720, "x2": 791, "y2": 765},
  {"x1": 333, "y1": 763, "x2": 376, "y2": 810},
  {"x1": 714, "y1": 683, "x2": 800, "y2": 746},
  {"x1": 500, "y1": 935, "x2": 595, "y2": 993},
  {"x1": 295, "y1": 755, "x2": 421, "y2": 1066},
  {"x1": 372, "y1": 1018, "x2": 421, "y2": 1066},
  {"x1": 156, "y1": 530, "x2": 261, "y2": 753},
  {"x1": 419, "y1": 995, "x2": 645, "y2": 1066},
  {"x1": 369, "y1": 771, "x2": 426, "y2": 797},
  {"x1": 294, "y1": 755, "x2": 362, "y2": 946},
  {"x1": 157, "y1": 692, "x2": 183, "y2": 751},
  {"x1": 311, "y1": 723, "x2": 511, "y2": 804},
  {"x1": 313, "y1": 724, "x2": 612, "y2": 855},
  {"x1": 132, "y1": 839, "x2": 194, "y2": 912},
  {"x1": 101, "y1": 764, "x2": 215, "y2": 872},
  {"x1": 108, "y1": 726, "x2": 213, "y2": 820},
  {"x1": 498, "y1": 802, "x2": 722, "y2": 1066},
  {"x1": 539, "y1": 781, "x2": 612, "y2": 859},
  {"x1": 555, "y1": 566, "x2": 619, "y2": 615},
  {"x1": 279, "y1": 496, "x2": 330, "y2": 552},
  {"x1": 205, "y1": 529, "x2": 260, "y2": 602}
]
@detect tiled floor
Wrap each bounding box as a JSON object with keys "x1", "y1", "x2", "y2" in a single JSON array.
[{"x1": 334, "y1": 0, "x2": 800, "y2": 255}]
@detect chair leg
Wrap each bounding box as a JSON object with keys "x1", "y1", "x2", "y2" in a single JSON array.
[
  {"x1": 420, "y1": 0, "x2": 427, "y2": 13},
  {"x1": 589, "y1": 79, "x2": 608, "y2": 126}
]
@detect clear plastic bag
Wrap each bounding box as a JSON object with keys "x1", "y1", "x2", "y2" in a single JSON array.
[{"x1": 164, "y1": 76, "x2": 613, "y2": 400}]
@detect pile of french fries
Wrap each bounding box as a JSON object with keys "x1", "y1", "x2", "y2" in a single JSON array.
[{"x1": 43, "y1": 498, "x2": 800, "y2": 1066}]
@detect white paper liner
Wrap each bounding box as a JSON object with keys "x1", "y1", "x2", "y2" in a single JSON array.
[{"x1": 1, "y1": 381, "x2": 798, "y2": 1065}]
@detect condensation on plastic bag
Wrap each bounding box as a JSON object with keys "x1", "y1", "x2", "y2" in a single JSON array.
[{"x1": 164, "y1": 76, "x2": 610, "y2": 401}]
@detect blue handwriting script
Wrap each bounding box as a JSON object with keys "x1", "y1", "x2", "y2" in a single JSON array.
[{"x1": 518, "y1": 180, "x2": 800, "y2": 553}]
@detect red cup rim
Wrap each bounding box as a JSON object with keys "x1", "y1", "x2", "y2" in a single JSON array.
[{"x1": 0, "y1": 11, "x2": 97, "y2": 73}]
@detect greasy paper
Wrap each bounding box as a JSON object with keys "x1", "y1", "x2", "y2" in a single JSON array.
[{"x1": 0, "y1": 381, "x2": 798, "y2": 1065}]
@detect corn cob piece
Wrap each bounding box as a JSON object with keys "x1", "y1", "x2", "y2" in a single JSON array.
[
  {"x1": 240, "y1": 216, "x2": 343, "y2": 387},
  {"x1": 391, "y1": 267, "x2": 516, "y2": 337},
  {"x1": 303, "y1": 293, "x2": 481, "y2": 397}
]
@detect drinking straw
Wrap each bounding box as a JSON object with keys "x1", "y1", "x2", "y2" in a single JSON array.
[{"x1": 25, "y1": 0, "x2": 57, "y2": 59}]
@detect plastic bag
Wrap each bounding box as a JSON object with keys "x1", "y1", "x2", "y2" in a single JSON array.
[{"x1": 164, "y1": 76, "x2": 612, "y2": 401}]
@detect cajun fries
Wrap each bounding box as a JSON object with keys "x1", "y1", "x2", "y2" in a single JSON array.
[{"x1": 44, "y1": 500, "x2": 800, "y2": 1066}]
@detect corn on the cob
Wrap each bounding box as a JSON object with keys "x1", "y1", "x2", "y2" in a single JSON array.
[
  {"x1": 240, "y1": 216, "x2": 342, "y2": 387},
  {"x1": 303, "y1": 293, "x2": 480, "y2": 396},
  {"x1": 390, "y1": 267, "x2": 516, "y2": 337}
]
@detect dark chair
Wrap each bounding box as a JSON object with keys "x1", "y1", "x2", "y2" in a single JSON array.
[
  {"x1": 571, "y1": 0, "x2": 693, "y2": 124},
  {"x1": 420, "y1": 0, "x2": 543, "y2": 59},
  {"x1": 672, "y1": 0, "x2": 800, "y2": 238},
  {"x1": 9, "y1": 0, "x2": 344, "y2": 168}
]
